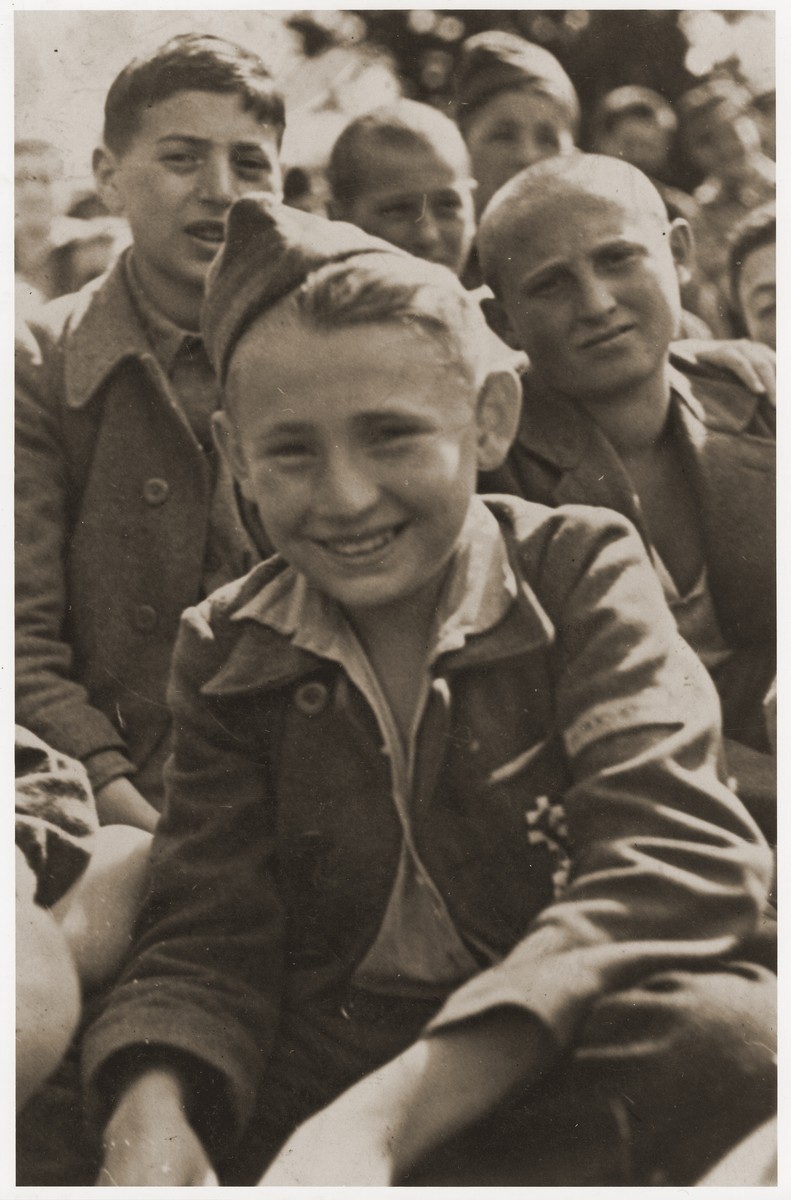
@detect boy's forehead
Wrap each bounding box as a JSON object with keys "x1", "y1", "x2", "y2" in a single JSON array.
[
  {"x1": 132, "y1": 89, "x2": 279, "y2": 143},
  {"x1": 357, "y1": 137, "x2": 469, "y2": 190}
]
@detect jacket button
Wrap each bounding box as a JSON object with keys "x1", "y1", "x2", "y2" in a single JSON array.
[
  {"x1": 143, "y1": 478, "x2": 170, "y2": 506},
  {"x1": 294, "y1": 681, "x2": 329, "y2": 716},
  {"x1": 132, "y1": 604, "x2": 158, "y2": 633}
]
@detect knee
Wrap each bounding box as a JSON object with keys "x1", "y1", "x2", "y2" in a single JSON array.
[
  {"x1": 581, "y1": 963, "x2": 776, "y2": 1096},
  {"x1": 16, "y1": 897, "x2": 81, "y2": 1109}
]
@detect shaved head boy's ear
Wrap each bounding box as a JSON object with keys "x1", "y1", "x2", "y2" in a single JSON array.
[
  {"x1": 668, "y1": 217, "x2": 695, "y2": 290},
  {"x1": 479, "y1": 295, "x2": 524, "y2": 352},
  {"x1": 475, "y1": 369, "x2": 522, "y2": 471},
  {"x1": 93, "y1": 146, "x2": 125, "y2": 217},
  {"x1": 212, "y1": 410, "x2": 254, "y2": 501}
]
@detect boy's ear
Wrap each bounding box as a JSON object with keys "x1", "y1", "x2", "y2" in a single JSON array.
[
  {"x1": 668, "y1": 218, "x2": 695, "y2": 290},
  {"x1": 93, "y1": 146, "x2": 126, "y2": 217},
  {"x1": 479, "y1": 295, "x2": 524, "y2": 352},
  {"x1": 212, "y1": 410, "x2": 254, "y2": 500},
  {"x1": 475, "y1": 369, "x2": 522, "y2": 472}
]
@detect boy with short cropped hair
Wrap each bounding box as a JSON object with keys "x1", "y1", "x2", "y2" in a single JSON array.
[
  {"x1": 477, "y1": 155, "x2": 775, "y2": 829},
  {"x1": 15, "y1": 34, "x2": 285, "y2": 829},
  {"x1": 327, "y1": 99, "x2": 476, "y2": 277},
  {"x1": 77, "y1": 197, "x2": 775, "y2": 1188}
]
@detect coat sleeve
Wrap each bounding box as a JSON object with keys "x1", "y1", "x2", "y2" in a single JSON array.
[
  {"x1": 81, "y1": 602, "x2": 286, "y2": 1151},
  {"x1": 426, "y1": 506, "x2": 772, "y2": 1047},
  {"x1": 15, "y1": 317, "x2": 133, "y2": 791}
]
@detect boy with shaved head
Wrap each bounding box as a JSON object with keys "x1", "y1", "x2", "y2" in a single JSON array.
[{"x1": 479, "y1": 154, "x2": 775, "y2": 835}]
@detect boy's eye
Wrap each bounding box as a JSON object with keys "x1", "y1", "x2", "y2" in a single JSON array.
[
  {"x1": 379, "y1": 201, "x2": 419, "y2": 220},
  {"x1": 600, "y1": 246, "x2": 640, "y2": 270},
  {"x1": 536, "y1": 125, "x2": 562, "y2": 150},
  {"x1": 161, "y1": 152, "x2": 199, "y2": 169},
  {"x1": 234, "y1": 155, "x2": 272, "y2": 177},
  {"x1": 488, "y1": 124, "x2": 519, "y2": 145},
  {"x1": 366, "y1": 422, "x2": 425, "y2": 447},
  {"x1": 264, "y1": 441, "x2": 315, "y2": 463}
]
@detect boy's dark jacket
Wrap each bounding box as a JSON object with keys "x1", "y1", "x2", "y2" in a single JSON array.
[
  {"x1": 15, "y1": 253, "x2": 258, "y2": 804},
  {"x1": 82, "y1": 497, "x2": 770, "y2": 1154},
  {"x1": 481, "y1": 357, "x2": 775, "y2": 653}
]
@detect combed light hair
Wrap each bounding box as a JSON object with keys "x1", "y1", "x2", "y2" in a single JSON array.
[{"x1": 284, "y1": 253, "x2": 524, "y2": 384}]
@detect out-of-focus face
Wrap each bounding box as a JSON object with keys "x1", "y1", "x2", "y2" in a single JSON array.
[
  {"x1": 595, "y1": 116, "x2": 672, "y2": 178},
  {"x1": 339, "y1": 141, "x2": 476, "y2": 276},
  {"x1": 220, "y1": 317, "x2": 484, "y2": 621},
  {"x1": 464, "y1": 87, "x2": 576, "y2": 214},
  {"x1": 96, "y1": 90, "x2": 282, "y2": 324},
  {"x1": 737, "y1": 241, "x2": 775, "y2": 350},
  {"x1": 686, "y1": 109, "x2": 762, "y2": 181},
  {"x1": 493, "y1": 188, "x2": 683, "y2": 406},
  {"x1": 15, "y1": 148, "x2": 59, "y2": 237}
]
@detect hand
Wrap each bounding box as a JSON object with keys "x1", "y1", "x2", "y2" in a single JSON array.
[
  {"x1": 259, "y1": 1109, "x2": 394, "y2": 1187},
  {"x1": 95, "y1": 776, "x2": 160, "y2": 831},
  {"x1": 675, "y1": 337, "x2": 776, "y2": 405},
  {"x1": 97, "y1": 1070, "x2": 217, "y2": 1187}
]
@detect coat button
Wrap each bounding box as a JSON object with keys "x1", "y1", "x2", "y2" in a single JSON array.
[
  {"x1": 294, "y1": 681, "x2": 329, "y2": 716},
  {"x1": 132, "y1": 604, "x2": 158, "y2": 633},
  {"x1": 143, "y1": 478, "x2": 170, "y2": 506}
]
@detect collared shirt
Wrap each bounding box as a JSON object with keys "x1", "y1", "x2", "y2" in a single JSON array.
[
  {"x1": 235, "y1": 497, "x2": 518, "y2": 996},
  {"x1": 125, "y1": 254, "x2": 220, "y2": 451}
]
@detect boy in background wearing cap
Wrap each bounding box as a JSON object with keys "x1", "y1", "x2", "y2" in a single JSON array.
[
  {"x1": 327, "y1": 99, "x2": 476, "y2": 278},
  {"x1": 478, "y1": 154, "x2": 776, "y2": 843},
  {"x1": 77, "y1": 196, "x2": 774, "y2": 1188},
  {"x1": 453, "y1": 29, "x2": 579, "y2": 223},
  {"x1": 15, "y1": 35, "x2": 285, "y2": 831}
]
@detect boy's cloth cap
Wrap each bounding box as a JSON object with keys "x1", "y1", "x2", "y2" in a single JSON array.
[
  {"x1": 596, "y1": 86, "x2": 677, "y2": 130},
  {"x1": 454, "y1": 30, "x2": 579, "y2": 131},
  {"x1": 201, "y1": 194, "x2": 407, "y2": 383}
]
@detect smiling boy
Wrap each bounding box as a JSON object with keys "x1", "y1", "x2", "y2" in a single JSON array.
[
  {"x1": 327, "y1": 100, "x2": 476, "y2": 277},
  {"x1": 76, "y1": 197, "x2": 776, "y2": 1188},
  {"x1": 478, "y1": 155, "x2": 775, "y2": 822},
  {"x1": 16, "y1": 35, "x2": 285, "y2": 828}
]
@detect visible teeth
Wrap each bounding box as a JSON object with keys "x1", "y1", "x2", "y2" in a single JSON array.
[{"x1": 321, "y1": 529, "x2": 397, "y2": 558}]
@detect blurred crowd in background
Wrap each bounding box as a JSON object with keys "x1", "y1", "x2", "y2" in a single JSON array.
[{"x1": 15, "y1": 9, "x2": 775, "y2": 340}]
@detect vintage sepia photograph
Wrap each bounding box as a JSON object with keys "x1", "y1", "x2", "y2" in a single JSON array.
[{"x1": 13, "y1": 7, "x2": 777, "y2": 1189}]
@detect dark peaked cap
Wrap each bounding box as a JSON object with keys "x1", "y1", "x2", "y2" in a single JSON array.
[{"x1": 201, "y1": 193, "x2": 407, "y2": 383}]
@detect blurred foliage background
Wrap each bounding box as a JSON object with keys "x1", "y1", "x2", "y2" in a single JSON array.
[{"x1": 16, "y1": 9, "x2": 774, "y2": 199}]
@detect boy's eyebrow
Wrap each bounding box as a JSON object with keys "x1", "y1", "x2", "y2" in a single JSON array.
[{"x1": 155, "y1": 135, "x2": 273, "y2": 154}]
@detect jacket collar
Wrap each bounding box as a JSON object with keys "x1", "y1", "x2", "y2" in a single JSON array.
[
  {"x1": 515, "y1": 358, "x2": 762, "y2": 473},
  {"x1": 63, "y1": 249, "x2": 163, "y2": 410},
  {"x1": 202, "y1": 500, "x2": 555, "y2": 698}
]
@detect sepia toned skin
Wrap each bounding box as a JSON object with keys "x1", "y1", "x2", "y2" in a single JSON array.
[
  {"x1": 98, "y1": 312, "x2": 537, "y2": 1189},
  {"x1": 737, "y1": 242, "x2": 775, "y2": 350},
  {"x1": 332, "y1": 141, "x2": 476, "y2": 276},
  {"x1": 95, "y1": 90, "x2": 283, "y2": 328},
  {"x1": 464, "y1": 87, "x2": 576, "y2": 215}
]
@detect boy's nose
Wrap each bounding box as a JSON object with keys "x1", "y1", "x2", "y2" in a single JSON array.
[
  {"x1": 413, "y1": 207, "x2": 442, "y2": 253},
  {"x1": 196, "y1": 156, "x2": 235, "y2": 207},
  {"x1": 577, "y1": 271, "x2": 617, "y2": 319},
  {"x1": 316, "y1": 454, "x2": 379, "y2": 519}
]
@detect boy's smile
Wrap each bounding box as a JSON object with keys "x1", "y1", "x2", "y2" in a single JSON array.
[
  {"x1": 96, "y1": 90, "x2": 282, "y2": 326},
  {"x1": 218, "y1": 317, "x2": 484, "y2": 620}
]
